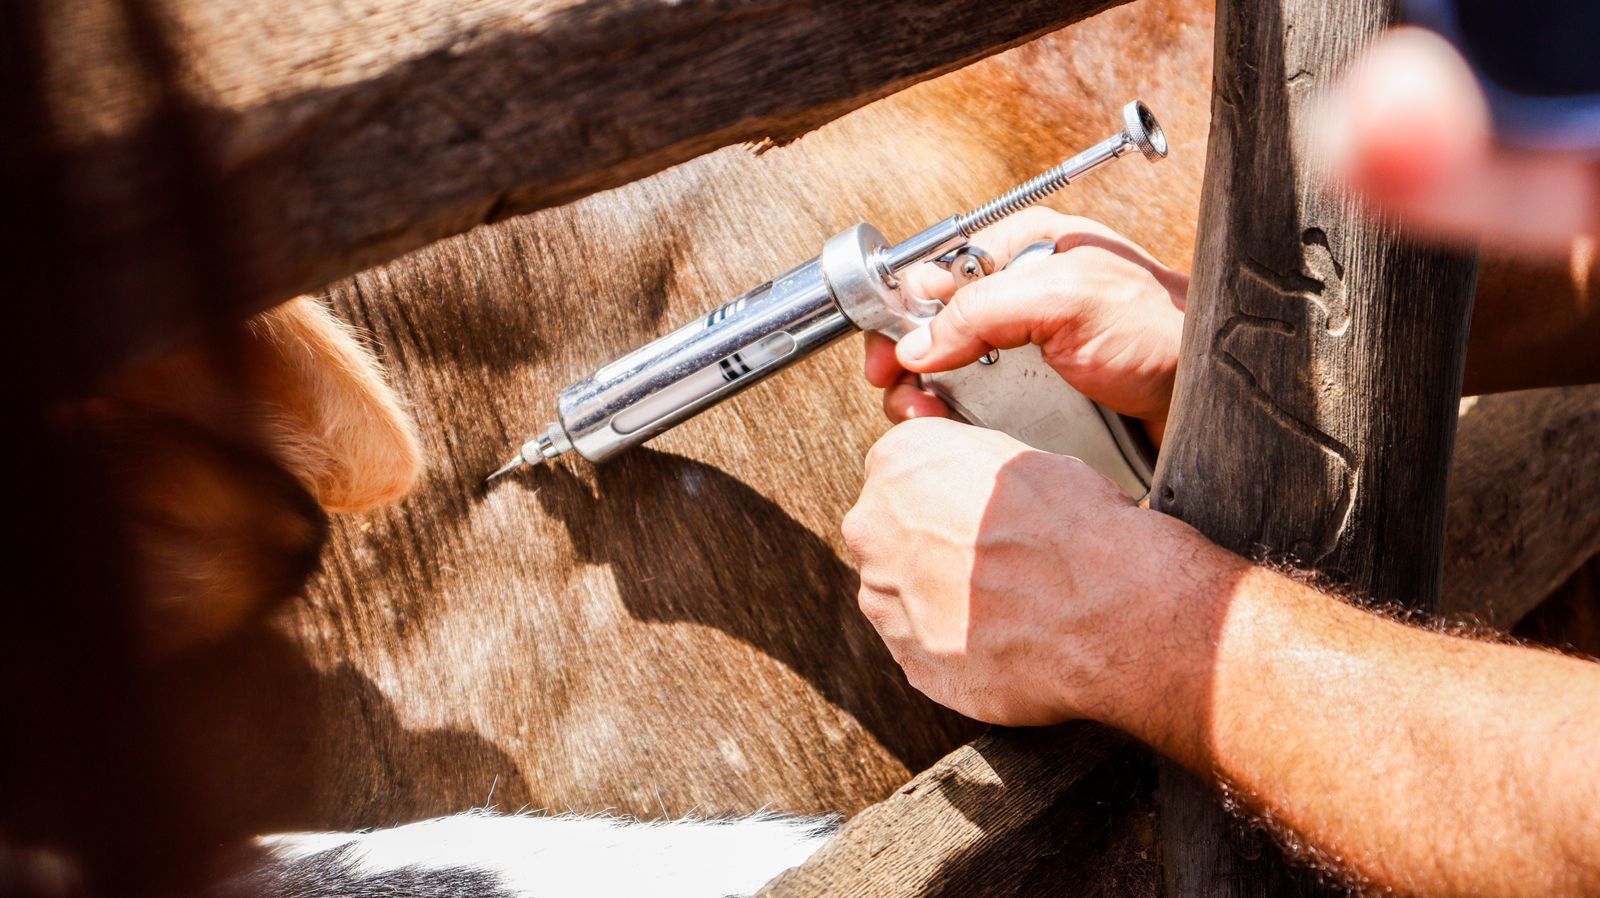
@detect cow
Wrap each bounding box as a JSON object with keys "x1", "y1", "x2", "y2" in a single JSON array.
[
  {"x1": 0, "y1": 6, "x2": 1207, "y2": 895},
  {"x1": 129, "y1": 0, "x2": 1204, "y2": 851},
  {"x1": 8, "y1": 0, "x2": 1598, "y2": 895}
]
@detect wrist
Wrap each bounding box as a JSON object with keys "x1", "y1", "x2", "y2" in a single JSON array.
[{"x1": 1073, "y1": 510, "x2": 1249, "y2": 763}]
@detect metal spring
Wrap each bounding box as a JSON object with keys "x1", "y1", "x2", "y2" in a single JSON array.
[{"x1": 956, "y1": 165, "x2": 1075, "y2": 236}]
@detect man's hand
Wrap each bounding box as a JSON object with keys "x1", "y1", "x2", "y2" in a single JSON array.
[
  {"x1": 842, "y1": 416, "x2": 1224, "y2": 728},
  {"x1": 863, "y1": 208, "x2": 1188, "y2": 444},
  {"x1": 844, "y1": 420, "x2": 1600, "y2": 898}
]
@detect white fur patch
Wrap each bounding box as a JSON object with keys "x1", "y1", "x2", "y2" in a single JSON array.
[{"x1": 258, "y1": 811, "x2": 833, "y2": 898}]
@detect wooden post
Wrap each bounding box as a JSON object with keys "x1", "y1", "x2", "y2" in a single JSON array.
[{"x1": 1149, "y1": 0, "x2": 1479, "y2": 893}]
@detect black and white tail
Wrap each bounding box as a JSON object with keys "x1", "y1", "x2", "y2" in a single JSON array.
[{"x1": 218, "y1": 811, "x2": 836, "y2": 898}]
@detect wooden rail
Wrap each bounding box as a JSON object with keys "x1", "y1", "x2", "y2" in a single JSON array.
[{"x1": 33, "y1": 0, "x2": 1127, "y2": 374}]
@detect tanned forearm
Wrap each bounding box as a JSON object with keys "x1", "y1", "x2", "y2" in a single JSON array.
[
  {"x1": 1115, "y1": 520, "x2": 1600, "y2": 898},
  {"x1": 1464, "y1": 238, "x2": 1600, "y2": 395}
]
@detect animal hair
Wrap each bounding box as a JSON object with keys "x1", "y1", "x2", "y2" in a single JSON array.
[
  {"x1": 216, "y1": 812, "x2": 837, "y2": 898},
  {"x1": 244, "y1": 298, "x2": 423, "y2": 513},
  {"x1": 213, "y1": 843, "x2": 515, "y2": 898},
  {"x1": 1205, "y1": 559, "x2": 1598, "y2": 897}
]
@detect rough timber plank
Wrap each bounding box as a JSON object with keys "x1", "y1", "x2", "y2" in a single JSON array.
[
  {"x1": 757, "y1": 724, "x2": 1159, "y2": 898},
  {"x1": 1148, "y1": 0, "x2": 1479, "y2": 893},
  {"x1": 29, "y1": 0, "x2": 1126, "y2": 375}
]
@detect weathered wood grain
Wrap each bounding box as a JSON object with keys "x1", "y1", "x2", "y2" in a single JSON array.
[
  {"x1": 1443, "y1": 388, "x2": 1600, "y2": 628},
  {"x1": 1148, "y1": 0, "x2": 1480, "y2": 894},
  {"x1": 757, "y1": 725, "x2": 1159, "y2": 898},
  {"x1": 37, "y1": 0, "x2": 1127, "y2": 377}
]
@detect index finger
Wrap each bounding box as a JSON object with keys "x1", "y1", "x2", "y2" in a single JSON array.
[
  {"x1": 964, "y1": 207, "x2": 1120, "y2": 266},
  {"x1": 863, "y1": 331, "x2": 905, "y2": 388}
]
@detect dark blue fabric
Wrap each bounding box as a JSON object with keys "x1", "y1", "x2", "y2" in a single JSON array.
[
  {"x1": 1455, "y1": 0, "x2": 1600, "y2": 96},
  {"x1": 1405, "y1": 0, "x2": 1600, "y2": 148}
]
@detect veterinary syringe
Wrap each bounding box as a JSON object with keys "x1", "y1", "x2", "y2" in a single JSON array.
[{"x1": 487, "y1": 101, "x2": 1167, "y2": 481}]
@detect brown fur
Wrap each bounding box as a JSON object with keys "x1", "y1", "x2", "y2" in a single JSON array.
[
  {"x1": 64, "y1": 0, "x2": 1599, "y2": 880},
  {"x1": 138, "y1": 0, "x2": 1215, "y2": 844},
  {"x1": 95, "y1": 296, "x2": 420, "y2": 653}
]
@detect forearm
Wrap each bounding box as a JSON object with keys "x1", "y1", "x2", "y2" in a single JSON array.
[
  {"x1": 1464, "y1": 238, "x2": 1600, "y2": 395},
  {"x1": 1108, "y1": 518, "x2": 1600, "y2": 897}
]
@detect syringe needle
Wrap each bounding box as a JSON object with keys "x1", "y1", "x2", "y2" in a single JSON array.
[
  {"x1": 486, "y1": 424, "x2": 571, "y2": 483},
  {"x1": 484, "y1": 454, "x2": 528, "y2": 484}
]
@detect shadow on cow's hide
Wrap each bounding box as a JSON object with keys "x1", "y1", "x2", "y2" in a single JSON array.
[
  {"x1": 155, "y1": 623, "x2": 534, "y2": 839},
  {"x1": 519, "y1": 449, "x2": 976, "y2": 769}
]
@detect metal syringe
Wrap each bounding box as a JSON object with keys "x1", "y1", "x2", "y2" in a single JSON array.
[{"x1": 488, "y1": 101, "x2": 1167, "y2": 493}]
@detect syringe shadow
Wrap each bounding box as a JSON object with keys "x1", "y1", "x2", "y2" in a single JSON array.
[{"x1": 519, "y1": 449, "x2": 983, "y2": 774}]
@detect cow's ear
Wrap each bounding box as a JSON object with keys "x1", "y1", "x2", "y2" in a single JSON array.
[
  {"x1": 78, "y1": 403, "x2": 329, "y2": 656},
  {"x1": 239, "y1": 298, "x2": 423, "y2": 513}
]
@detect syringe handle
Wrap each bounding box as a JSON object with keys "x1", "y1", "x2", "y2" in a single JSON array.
[{"x1": 917, "y1": 242, "x2": 1155, "y2": 500}]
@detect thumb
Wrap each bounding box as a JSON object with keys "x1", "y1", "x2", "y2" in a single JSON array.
[
  {"x1": 895, "y1": 264, "x2": 1055, "y2": 373},
  {"x1": 1339, "y1": 27, "x2": 1489, "y2": 205},
  {"x1": 1334, "y1": 27, "x2": 1598, "y2": 248}
]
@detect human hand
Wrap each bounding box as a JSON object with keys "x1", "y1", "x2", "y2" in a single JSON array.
[
  {"x1": 842, "y1": 416, "x2": 1228, "y2": 728},
  {"x1": 1324, "y1": 26, "x2": 1600, "y2": 251},
  {"x1": 862, "y1": 208, "x2": 1188, "y2": 446}
]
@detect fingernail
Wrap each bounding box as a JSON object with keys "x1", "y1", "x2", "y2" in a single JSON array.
[{"x1": 899, "y1": 327, "x2": 932, "y2": 361}]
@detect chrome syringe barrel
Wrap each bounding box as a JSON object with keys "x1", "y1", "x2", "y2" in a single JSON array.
[
  {"x1": 533, "y1": 258, "x2": 853, "y2": 464},
  {"x1": 503, "y1": 100, "x2": 1167, "y2": 472}
]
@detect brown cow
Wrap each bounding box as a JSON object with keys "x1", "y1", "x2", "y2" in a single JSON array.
[
  {"x1": 13, "y1": 0, "x2": 1598, "y2": 894},
  {"x1": 13, "y1": 6, "x2": 1198, "y2": 894},
  {"x1": 143, "y1": 0, "x2": 1212, "y2": 846}
]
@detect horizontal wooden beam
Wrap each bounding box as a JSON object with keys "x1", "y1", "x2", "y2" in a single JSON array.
[
  {"x1": 757, "y1": 724, "x2": 1158, "y2": 898},
  {"x1": 1442, "y1": 387, "x2": 1600, "y2": 627},
  {"x1": 33, "y1": 0, "x2": 1127, "y2": 376}
]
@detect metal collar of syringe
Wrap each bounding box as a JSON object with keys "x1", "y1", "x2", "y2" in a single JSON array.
[{"x1": 829, "y1": 100, "x2": 1168, "y2": 342}]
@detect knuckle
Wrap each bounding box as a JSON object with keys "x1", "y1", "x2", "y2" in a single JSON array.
[
  {"x1": 841, "y1": 505, "x2": 868, "y2": 547},
  {"x1": 1008, "y1": 205, "x2": 1063, "y2": 231},
  {"x1": 1058, "y1": 454, "x2": 1131, "y2": 501},
  {"x1": 868, "y1": 417, "x2": 959, "y2": 476},
  {"x1": 895, "y1": 415, "x2": 950, "y2": 444},
  {"x1": 940, "y1": 291, "x2": 984, "y2": 341},
  {"x1": 863, "y1": 433, "x2": 889, "y2": 474},
  {"x1": 974, "y1": 206, "x2": 1062, "y2": 249},
  {"x1": 856, "y1": 585, "x2": 888, "y2": 622},
  {"x1": 880, "y1": 418, "x2": 920, "y2": 448},
  {"x1": 880, "y1": 389, "x2": 899, "y2": 423},
  {"x1": 1053, "y1": 215, "x2": 1119, "y2": 249},
  {"x1": 881, "y1": 383, "x2": 913, "y2": 424}
]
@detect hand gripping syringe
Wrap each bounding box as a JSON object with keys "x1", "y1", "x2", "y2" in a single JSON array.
[{"x1": 489, "y1": 100, "x2": 1167, "y2": 499}]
